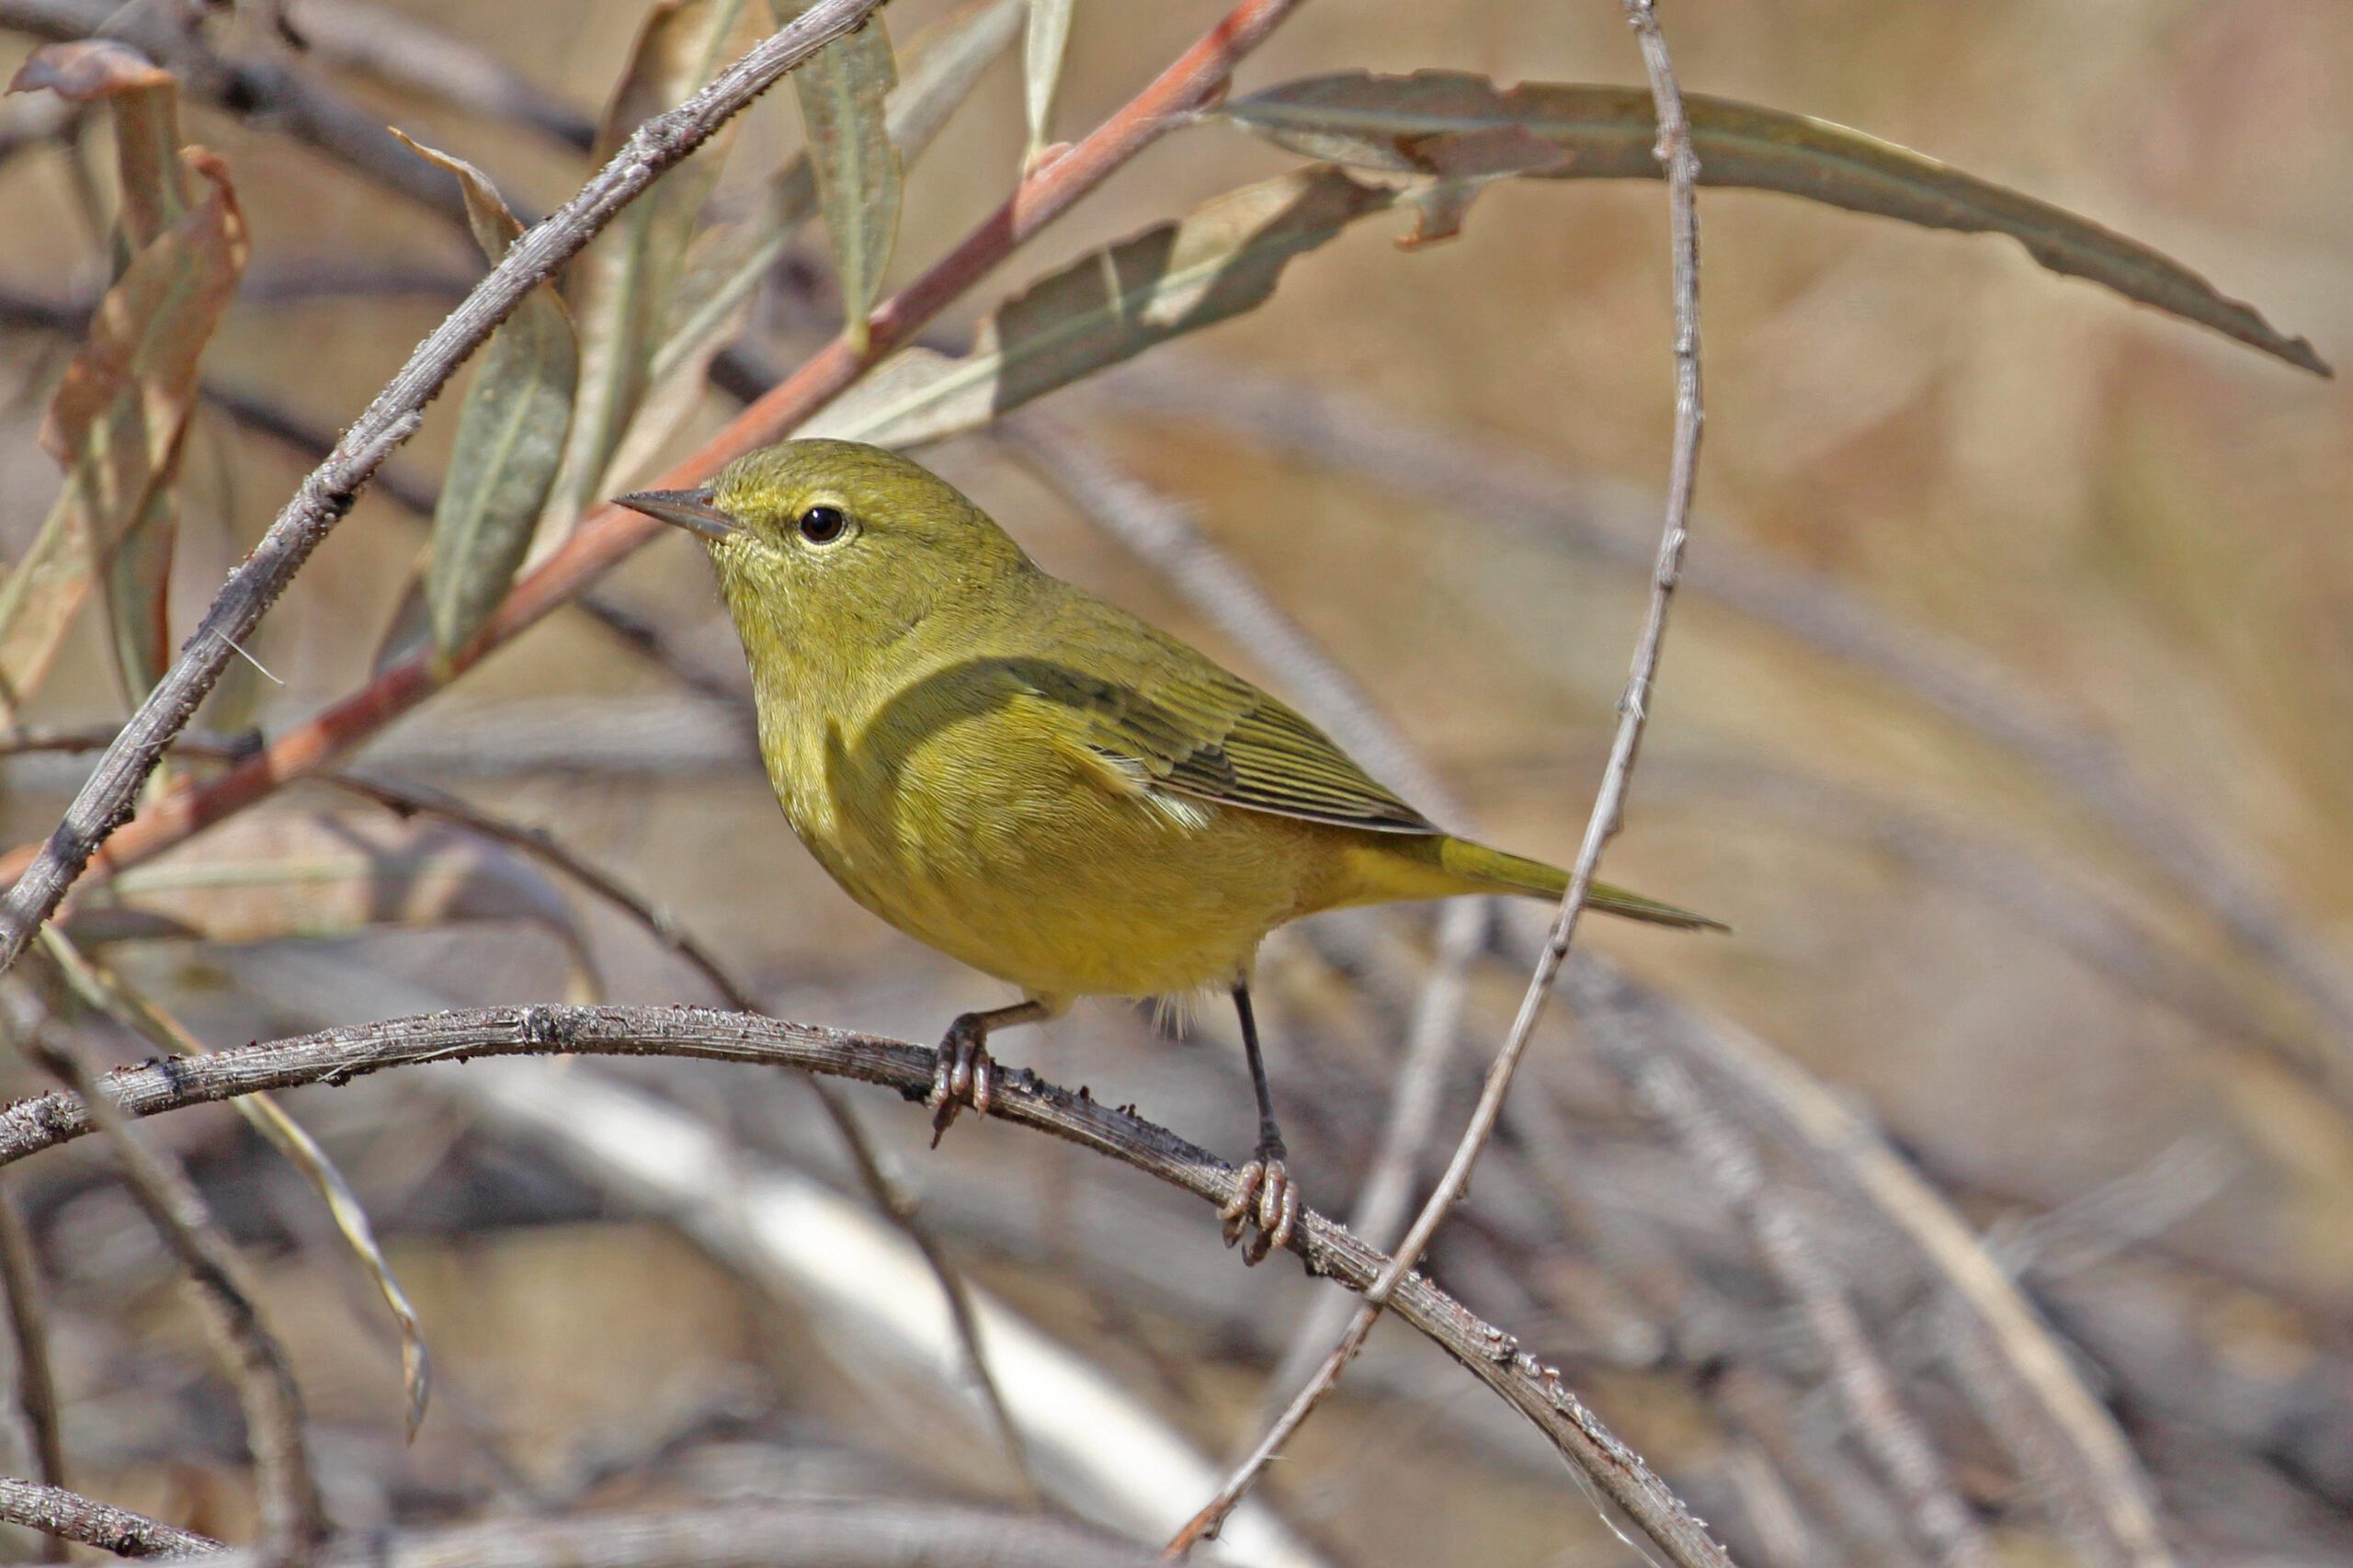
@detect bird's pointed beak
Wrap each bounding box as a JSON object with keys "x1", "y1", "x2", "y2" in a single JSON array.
[{"x1": 614, "y1": 486, "x2": 741, "y2": 542}]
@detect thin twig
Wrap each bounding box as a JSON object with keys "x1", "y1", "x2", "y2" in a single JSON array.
[
  {"x1": 0, "y1": 1003, "x2": 1729, "y2": 1568},
  {"x1": 0, "y1": 1477, "x2": 222, "y2": 1559},
  {"x1": 1164, "y1": 2, "x2": 1711, "y2": 1550},
  {"x1": 0, "y1": 1183, "x2": 66, "y2": 1562},
  {"x1": 0, "y1": 0, "x2": 1306, "y2": 946},
  {"x1": 0, "y1": 0, "x2": 892, "y2": 978},
  {"x1": 5, "y1": 990, "x2": 324, "y2": 1562}
]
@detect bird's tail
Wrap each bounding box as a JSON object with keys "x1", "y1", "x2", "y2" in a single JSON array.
[{"x1": 1434, "y1": 836, "x2": 1727, "y2": 931}]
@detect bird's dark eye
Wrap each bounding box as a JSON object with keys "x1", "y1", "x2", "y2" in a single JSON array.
[{"x1": 797, "y1": 505, "x2": 848, "y2": 544}]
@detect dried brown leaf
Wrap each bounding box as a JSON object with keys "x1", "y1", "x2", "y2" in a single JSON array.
[
  {"x1": 0, "y1": 152, "x2": 246, "y2": 715},
  {"x1": 8, "y1": 40, "x2": 187, "y2": 247}
]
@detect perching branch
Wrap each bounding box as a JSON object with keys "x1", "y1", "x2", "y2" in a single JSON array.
[
  {"x1": 0, "y1": 1477, "x2": 222, "y2": 1559},
  {"x1": 0, "y1": 0, "x2": 891, "y2": 979},
  {"x1": 0, "y1": 1003, "x2": 1726, "y2": 1568}
]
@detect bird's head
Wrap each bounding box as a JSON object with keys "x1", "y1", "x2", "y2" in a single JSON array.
[{"x1": 617, "y1": 439, "x2": 1034, "y2": 669}]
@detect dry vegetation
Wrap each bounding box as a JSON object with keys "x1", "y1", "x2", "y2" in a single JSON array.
[{"x1": 0, "y1": 2, "x2": 2345, "y2": 1566}]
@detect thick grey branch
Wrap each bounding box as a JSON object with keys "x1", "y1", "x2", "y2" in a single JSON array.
[
  {"x1": 0, "y1": 1477, "x2": 222, "y2": 1558},
  {"x1": 0, "y1": 1004, "x2": 1717, "y2": 1568}
]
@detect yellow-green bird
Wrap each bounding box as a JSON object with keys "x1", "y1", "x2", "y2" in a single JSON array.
[{"x1": 619, "y1": 440, "x2": 1717, "y2": 1258}]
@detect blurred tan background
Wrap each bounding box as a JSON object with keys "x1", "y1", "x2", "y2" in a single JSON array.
[{"x1": 0, "y1": 2, "x2": 2347, "y2": 1564}]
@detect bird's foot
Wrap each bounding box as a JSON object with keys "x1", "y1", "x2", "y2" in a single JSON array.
[
  {"x1": 927, "y1": 1016, "x2": 997, "y2": 1147},
  {"x1": 1220, "y1": 1138, "x2": 1300, "y2": 1265}
]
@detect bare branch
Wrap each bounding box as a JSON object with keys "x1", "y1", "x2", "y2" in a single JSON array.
[
  {"x1": 0, "y1": 0, "x2": 892, "y2": 979},
  {"x1": 0, "y1": 1004, "x2": 1722, "y2": 1568},
  {"x1": 0, "y1": 1477, "x2": 222, "y2": 1559}
]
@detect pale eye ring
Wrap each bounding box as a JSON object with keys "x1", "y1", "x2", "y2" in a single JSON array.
[{"x1": 797, "y1": 505, "x2": 848, "y2": 545}]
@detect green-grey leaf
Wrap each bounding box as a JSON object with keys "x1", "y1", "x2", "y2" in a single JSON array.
[
  {"x1": 394, "y1": 134, "x2": 578, "y2": 666},
  {"x1": 551, "y1": 0, "x2": 751, "y2": 525},
  {"x1": 1022, "y1": 0, "x2": 1074, "y2": 164},
  {"x1": 654, "y1": 0, "x2": 1023, "y2": 387},
  {"x1": 783, "y1": 6, "x2": 901, "y2": 355},
  {"x1": 1224, "y1": 72, "x2": 2326, "y2": 376},
  {"x1": 804, "y1": 166, "x2": 1398, "y2": 449}
]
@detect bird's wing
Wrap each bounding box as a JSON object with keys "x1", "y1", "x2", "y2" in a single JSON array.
[{"x1": 1007, "y1": 604, "x2": 1438, "y2": 835}]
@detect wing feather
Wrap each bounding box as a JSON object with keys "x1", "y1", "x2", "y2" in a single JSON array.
[{"x1": 1001, "y1": 599, "x2": 1438, "y2": 835}]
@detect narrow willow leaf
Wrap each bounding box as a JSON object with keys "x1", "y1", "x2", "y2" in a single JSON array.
[
  {"x1": 1225, "y1": 72, "x2": 2327, "y2": 376},
  {"x1": 781, "y1": 6, "x2": 901, "y2": 354},
  {"x1": 1022, "y1": 0, "x2": 1074, "y2": 165},
  {"x1": 0, "y1": 151, "x2": 247, "y2": 717},
  {"x1": 392, "y1": 133, "x2": 578, "y2": 669},
  {"x1": 551, "y1": 0, "x2": 751, "y2": 528},
  {"x1": 652, "y1": 0, "x2": 1023, "y2": 388},
  {"x1": 38, "y1": 928, "x2": 434, "y2": 1440},
  {"x1": 804, "y1": 166, "x2": 1398, "y2": 449},
  {"x1": 8, "y1": 40, "x2": 188, "y2": 248}
]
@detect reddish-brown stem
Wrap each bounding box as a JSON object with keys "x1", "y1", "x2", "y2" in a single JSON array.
[{"x1": 0, "y1": 0, "x2": 1299, "y2": 897}]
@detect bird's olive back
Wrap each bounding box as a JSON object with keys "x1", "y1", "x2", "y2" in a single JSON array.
[{"x1": 703, "y1": 439, "x2": 1035, "y2": 660}]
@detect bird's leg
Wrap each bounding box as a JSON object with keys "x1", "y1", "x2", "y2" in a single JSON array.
[
  {"x1": 928, "y1": 998, "x2": 1051, "y2": 1146},
  {"x1": 1219, "y1": 981, "x2": 1300, "y2": 1264}
]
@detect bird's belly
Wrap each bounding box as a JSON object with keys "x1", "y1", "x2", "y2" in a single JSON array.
[{"x1": 792, "y1": 742, "x2": 1305, "y2": 1000}]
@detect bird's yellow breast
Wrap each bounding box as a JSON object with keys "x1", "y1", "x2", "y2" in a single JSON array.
[{"x1": 759, "y1": 671, "x2": 1332, "y2": 1004}]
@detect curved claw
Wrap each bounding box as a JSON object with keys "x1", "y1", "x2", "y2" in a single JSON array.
[
  {"x1": 1220, "y1": 1152, "x2": 1299, "y2": 1265},
  {"x1": 927, "y1": 1019, "x2": 997, "y2": 1147}
]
